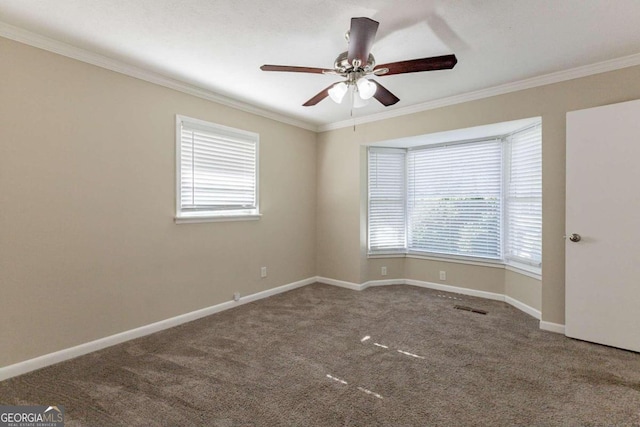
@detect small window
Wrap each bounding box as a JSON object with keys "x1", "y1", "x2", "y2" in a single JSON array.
[{"x1": 176, "y1": 115, "x2": 260, "y2": 223}]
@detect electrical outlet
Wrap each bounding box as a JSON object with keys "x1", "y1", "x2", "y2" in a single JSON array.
[
  {"x1": 439, "y1": 271, "x2": 446, "y2": 281},
  {"x1": 233, "y1": 292, "x2": 240, "y2": 301},
  {"x1": 381, "y1": 266, "x2": 387, "y2": 276},
  {"x1": 261, "y1": 267, "x2": 267, "y2": 278}
]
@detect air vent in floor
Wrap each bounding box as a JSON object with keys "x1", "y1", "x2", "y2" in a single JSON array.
[{"x1": 454, "y1": 305, "x2": 487, "y2": 315}]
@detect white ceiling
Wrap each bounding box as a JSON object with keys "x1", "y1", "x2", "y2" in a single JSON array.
[{"x1": 2, "y1": 0, "x2": 640, "y2": 129}]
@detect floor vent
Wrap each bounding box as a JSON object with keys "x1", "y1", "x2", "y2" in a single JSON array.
[{"x1": 454, "y1": 305, "x2": 487, "y2": 315}]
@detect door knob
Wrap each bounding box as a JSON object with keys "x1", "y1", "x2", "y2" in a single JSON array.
[{"x1": 569, "y1": 233, "x2": 581, "y2": 242}]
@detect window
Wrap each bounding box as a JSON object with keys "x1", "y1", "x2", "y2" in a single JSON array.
[
  {"x1": 367, "y1": 122, "x2": 542, "y2": 273},
  {"x1": 368, "y1": 148, "x2": 406, "y2": 252},
  {"x1": 176, "y1": 115, "x2": 259, "y2": 222},
  {"x1": 408, "y1": 140, "x2": 503, "y2": 259},
  {"x1": 505, "y1": 124, "x2": 542, "y2": 267}
]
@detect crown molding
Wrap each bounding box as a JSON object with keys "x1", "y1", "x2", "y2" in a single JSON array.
[
  {"x1": 319, "y1": 52, "x2": 640, "y2": 132},
  {"x1": 0, "y1": 21, "x2": 318, "y2": 132},
  {"x1": 3, "y1": 21, "x2": 640, "y2": 134}
]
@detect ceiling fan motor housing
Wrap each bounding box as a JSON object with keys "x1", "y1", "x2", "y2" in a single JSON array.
[{"x1": 335, "y1": 51, "x2": 376, "y2": 73}]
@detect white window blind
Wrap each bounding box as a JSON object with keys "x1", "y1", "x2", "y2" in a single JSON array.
[
  {"x1": 506, "y1": 124, "x2": 542, "y2": 266},
  {"x1": 177, "y1": 116, "x2": 258, "y2": 220},
  {"x1": 407, "y1": 140, "x2": 503, "y2": 260},
  {"x1": 368, "y1": 148, "x2": 406, "y2": 252}
]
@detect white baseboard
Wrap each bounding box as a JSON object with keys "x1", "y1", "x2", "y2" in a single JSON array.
[
  {"x1": 360, "y1": 278, "x2": 403, "y2": 288},
  {"x1": 237, "y1": 277, "x2": 316, "y2": 304},
  {"x1": 0, "y1": 275, "x2": 558, "y2": 381},
  {"x1": 0, "y1": 276, "x2": 316, "y2": 381},
  {"x1": 315, "y1": 276, "x2": 363, "y2": 291},
  {"x1": 318, "y1": 277, "x2": 542, "y2": 321},
  {"x1": 322, "y1": 276, "x2": 506, "y2": 302},
  {"x1": 539, "y1": 321, "x2": 566, "y2": 334},
  {"x1": 402, "y1": 279, "x2": 505, "y2": 302},
  {"x1": 504, "y1": 296, "x2": 542, "y2": 320}
]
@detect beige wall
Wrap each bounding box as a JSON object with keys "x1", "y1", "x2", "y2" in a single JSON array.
[
  {"x1": 505, "y1": 270, "x2": 541, "y2": 311},
  {"x1": 317, "y1": 65, "x2": 640, "y2": 325},
  {"x1": 405, "y1": 258, "x2": 505, "y2": 296},
  {"x1": 316, "y1": 130, "x2": 362, "y2": 283},
  {"x1": 365, "y1": 257, "x2": 405, "y2": 282},
  {"x1": 0, "y1": 38, "x2": 317, "y2": 367},
  {"x1": 4, "y1": 33, "x2": 640, "y2": 368}
]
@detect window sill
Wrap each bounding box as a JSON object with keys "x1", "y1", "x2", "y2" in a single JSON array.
[
  {"x1": 368, "y1": 253, "x2": 406, "y2": 259},
  {"x1": 175, "y1": 213, "x2": 262, "y2": 224},
  {"x1": 368, "y1": 251, "x2": 503, "y2": 268}
]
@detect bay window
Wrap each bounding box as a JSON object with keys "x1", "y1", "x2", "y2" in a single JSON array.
[{"x1": 368, "y1": 122, "x2": 542, "y2": 272}]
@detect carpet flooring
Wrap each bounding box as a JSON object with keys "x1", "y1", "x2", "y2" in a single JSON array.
[{"x1": 2, "y1": 283, "x2": 640, "y2": 426}]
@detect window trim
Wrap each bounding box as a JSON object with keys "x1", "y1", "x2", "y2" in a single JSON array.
[{"x1": 175, "y1": 115, "x2": 261, "y2": 223}]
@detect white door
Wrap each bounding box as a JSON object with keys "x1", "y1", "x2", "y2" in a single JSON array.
[{"x1": 565, "y1": 99, "x2": 640, "y2": 352}]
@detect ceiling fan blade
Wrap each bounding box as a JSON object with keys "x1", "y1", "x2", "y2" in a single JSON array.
[
  {"x1": 347, "y1": 17, "x2": 379, "y2": 65},
  {"x1": 376, "y1": 54, "x2": 457, "y2": 76},
  {"x1": 261, "y1": 65, "x2": 334, "y2": 74},
  {"x1": 302, "y1": 84, "x2": 335, "y2": 106},
  {"x1": 371, "y1": 80, "x2": 400, "y2": 106}
]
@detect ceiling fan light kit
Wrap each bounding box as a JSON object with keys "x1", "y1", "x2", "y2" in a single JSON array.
[
  {"x1": 327, "y1": 77, "x2": 375, "y2": 105},
  {"x1": 356, "y1": 78, "x2": 377, "y2": 100},
  {"x1": 328, "y1": 82, "x2": 348, "y2": 103},
  {"x1": 260, "y1": 17, "x2": 457, "y2": 109},
  {"x1": 350, "y1": 85, "x2": 369, "y2": 109}
]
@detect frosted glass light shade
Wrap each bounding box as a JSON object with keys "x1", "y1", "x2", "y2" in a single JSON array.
[
  {"x1": 328, "y1": 82, "x2": 348, "y2": 104},
  {"x1": 356, "y1": 78, "x2": 377, "y2": 100},
  {"x1": 352, "y1": 85, "x2": 369, "y2": 108}
]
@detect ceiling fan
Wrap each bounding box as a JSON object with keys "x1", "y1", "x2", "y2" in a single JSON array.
[{"x1": 260, "y1": 17, "x2": 457, "y2": 108}]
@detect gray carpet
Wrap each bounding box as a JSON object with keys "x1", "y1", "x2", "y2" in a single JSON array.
[{"x1": 2, "y1": 283, "x2": 640, "y2": 426}]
